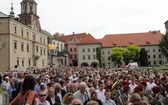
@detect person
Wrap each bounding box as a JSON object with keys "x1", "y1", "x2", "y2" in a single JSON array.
[
  {"x1": 8, "y1": 79, "x2": 19, "y2": 102},
  {"x1": 46, "y1": 87, "x2": 61, "y2": 105},
  {"x1": 1, "y1": 76, "x2": 10, "y2": 105},
  {"x1": 36, "y1": 90, "x2": 50, "y2": 105},
  {"x1": 157, "y1": 84, "x2": 168, "y2": 105},
  {"x1": 73, "y1": 82, "x2": 90, "y2": 104},
  {"x1": 117, "y1": 85, "x2": 130, "y2": 105},
  {"x1": 72, "y1": 99, "x2": 82, "y2": 105},
  {"x1": 9, "y1": 75, "x2": 36, "y2": 105},
  {"x1": 84, "y1": 91, "x2": 102, "y2": 105},
  {"x1": 61, "y1": 92, "x2": 74, "y2": 105},
  {"x1": 55, "y1": 83, "x2": 67, "y2": 102},
  {"x1": 86, "y1": 100, "x2": 98, "y2": 105},
  {"x1": 129, "y1": 77, "x2": 137, "y2": 94},
  {"x1": 102, "y1": 90, "x2": 116, "y2": 105},
  {"x1": 148, "y1": 86, "x2": 163, "y2": 105},
  {"x1": 96, "y1": 81, "x2": 105, "y2": 101},
  {"x1": 127, "y1": 93, "x2": 148, "y2": 105},
  {"x1": 34, "y1": 78, "x2": 47, "y2": 94}
]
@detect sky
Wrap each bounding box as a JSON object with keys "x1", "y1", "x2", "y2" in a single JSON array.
[{"x1": 1, "y1": 0, "x2": 168, "y2": 38}]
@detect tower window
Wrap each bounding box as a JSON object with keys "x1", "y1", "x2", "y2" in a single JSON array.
[
  {"x1": 25, "y1": 6, "x2": 27, "y2": 11},
  {"x1": 25, "y1": 19, "x2": 27, "y2": 24},
  {"x1": 30, "y1": 6, "x2": 32, "y2": 11}
]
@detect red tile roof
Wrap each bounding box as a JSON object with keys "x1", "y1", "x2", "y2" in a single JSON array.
[
  {"x1": 59, "y1": 33, "x2": 87, "y2": 44},
  {"x1": 99, "y1": 31, "x2": 162, "y2": 48},
  {"x1": 78, "y1": 33, "x2": 101, "y2": 45}
]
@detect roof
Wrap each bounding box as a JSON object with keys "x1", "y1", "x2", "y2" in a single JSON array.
[
  {"x1": 59, "y1": 33, "x2": 87, "y2": 44},
  {"x1": 99, "y1": 31, "x2": 162, "y2": 47},
  {"x1": 21, "y1": 0, "x2": 37, "y2": 4},
  {"x1": 78, "y1": 33, "x2": 101, "y2": 45},
  {"x1": 0, "y1": 11, "x2": 8, "y2": 17}
]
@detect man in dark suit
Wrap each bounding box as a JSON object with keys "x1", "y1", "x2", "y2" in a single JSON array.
[
  {"x1": 46, "y1": 87, "x2": 61, "y2": 105},
  {"x1": 55, "y1": 83, "x2": 66, "y2": 102}
]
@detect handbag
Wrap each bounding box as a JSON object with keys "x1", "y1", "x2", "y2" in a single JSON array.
[{"x1": 22, "y1": 90, "x2": 35, "y2": 105}]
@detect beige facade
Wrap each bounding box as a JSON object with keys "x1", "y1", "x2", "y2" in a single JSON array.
[
  {"x1": 0, "y1": 16, "x2": 48, "y2": 73},
  {"x1": 101, "y1": 45, "x2": 167, "y2": 68},
  {"x1": 77, "y1": 44, "x2": 101, "y2": 67}
]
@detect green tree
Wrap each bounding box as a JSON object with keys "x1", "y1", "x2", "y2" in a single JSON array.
[
  {"x1": 158, "y1": 33, "x2": 168, "y2": 60},
  {"x1": 96, "y1": 47, "x2": 102, "y2": 67},
  {"x1": 127, "y1": 44, "x2": 140, "y2": 62},
  {"x1": 140, "y1": 48, "x2": 148, "y2": 66},
  {"x1": 123, "y1": 49, "x2": 131, "y2": 65},
  {"x1": 110, "y1": 47, "x2": 124, "y2": 67}
]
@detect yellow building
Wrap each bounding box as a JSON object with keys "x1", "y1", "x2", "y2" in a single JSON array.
[{"x1": 0, "y1": 0, "x2": 48, "y2": 73}]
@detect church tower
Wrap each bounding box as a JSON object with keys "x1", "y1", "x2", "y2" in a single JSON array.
[{"x1": 18, "y1": 0, "x2": 41, "y2": 31}]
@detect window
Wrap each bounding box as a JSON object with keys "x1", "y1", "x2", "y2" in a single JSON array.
[
  {"x1": 93, "y1": 48, "x2": 95, "y2": 52},
  {"x1": 27, "y1": 44, "x2": 29, "y2": 52},
  {"x1": 153, "y1": 61, "x2": 156, "y2": 65},
  {"x1": 82, "y1": 48, "x2": 85, "y2": 53},
  {"x1": 33, "y1": 34, "x2": 36, "y2": 40},
  {"x1": 22, "y1": 60, "x2": 24, "y2": 67},
  {"x1": 36, "y1": 46, "x2": 39, "y2": 52},
  {"x1": 102, "y1": 51, "x2": 104, "y2": 55},
  {"x1": 27, "y1": 32, "x2": 29, "y2": 38},
  {"x1": 14, "y1": 42, "x2": 17, "y2": 49},
  {"x1": 40, "y1": 37, "x2": 42, "y2": 43},
  {"x1": 21, "y1": 43, "x2": 24, "y2": 51},
  {"x1": 21, "y1": 29, "x2": 23, "y2": 36},
  {"x1": 153, "y1": 55, "x2": 156, "y2": 59},
  {"x1": 158, "y1": 49, "x2": 161, "y2": 52},
  {"x1": 61, "y1": 44, "x2": 63, "y2": 51},
  {"x1": 93, "y1": 55, "x2": 96, "y2": 59},
  {"x1": 44, "y1": 49, "x2": 46, "y2": 55},
  {"x1": 30, "y1": 6, "x2": 32, "y2": 11},
  {"x1": 153, "y1": 49, "x2": 155, "y2": 52},
  {"x1": 108, "y1": 51, "x2": 110, "y2": 54},
  {"x1": 74, "y1": 54, "x2": 77, "y2": 59},
  {"x1": 17, "y1": 59, "x2": 19, "y2": 66},
  {"x1": 74, "y1": 48, "x2": 76, "y2": 51},
  {"x1": 70, "y1": 55, "x2": 73, "y2": 59},
  {"x1": 108, "y1": 57, "x2": 111, "y2": 60},
  {"x1": 88, "y1": 55, "x2": 90, "y2": 59},
  {"x1": 14, "y1": 26, "x2": 17, "y2": 33},
  {"x1": 88, "y1": 48, "x2": 90, "y2": 52},
  {"x1": 83, "y1": 55, "x2": 85, "y2": 60},
  {"x1": 40, "y1": 48, "x2": 42, "y2": 55},
  {"x1": 70, "y1": 48, "x2": 72, "y2": 52},
  {"x1": 159, "y1": 61, "x2": 162, "y2": 65},
  {"x1": 24, "y1": 5, "x2": 27, "y2": 11},
  {"x1": 147, "y1": 49, "x2": 150, "y2": 53},
  {"x1": 102, "y1": 57, "x2": 105, "y2": 61},
  {"x1": 148, "y1": 55, "x2": 150, "y2": 59},
  {"x1": 43, "y1": 39, "x2": 45, "y2": 44},
  {"x1": 28, "y1": 59, "x2": 31, "y2": 66},
  {"x1": 159, "y1": 55, "x2": 161, "y2": 58}
]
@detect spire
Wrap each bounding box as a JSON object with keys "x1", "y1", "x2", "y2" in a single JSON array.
[{"x1": 9, "y1": 0, "x2": 15, "y2": 17}]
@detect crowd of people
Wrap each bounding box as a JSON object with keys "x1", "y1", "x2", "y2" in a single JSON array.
[{"x1": 0, "y1": 66, "x2": 168, "y2": 105}]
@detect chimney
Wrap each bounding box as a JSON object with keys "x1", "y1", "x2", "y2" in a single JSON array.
[{"x1": 73, "y1": 32, "x2": 75, "y2": 34}]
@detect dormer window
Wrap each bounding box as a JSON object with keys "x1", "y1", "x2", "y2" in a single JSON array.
[
  {"x1": 146, "y1": 41, "x2": 150, "y2": 44},
  {"x1": 129, "y1": 42, "x2": 133, "y2": 44}
]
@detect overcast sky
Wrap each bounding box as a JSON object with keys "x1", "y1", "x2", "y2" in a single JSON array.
[{"x1": 1, "y1": 0, "x2": 168, "y2": 38}]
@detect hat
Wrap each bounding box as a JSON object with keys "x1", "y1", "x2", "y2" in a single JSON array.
[
  {"x1": 134, "y1": 85, "x2": 143, "y2": 92},
  {"x1": 123, "y1": 85, "x2": 130, "y2": 92},
  {"x1": 5, "y1": 76, "x2": 9, "y2": 79},
  {"x1": 152, "y1": 86, "x2": 160, "y2": 93},
  {"x1": 140, "y1": 81, "x2": 147, "y2": 87},
  {"x1": 161, "y1": 76, "x2": 167, "y2": 81},
  {"x1": 122, "y1": 80, "x2": 130, "y2": 86},
  {"x1": 91, "y1": 91, "x2": 97, "y2": 96}
]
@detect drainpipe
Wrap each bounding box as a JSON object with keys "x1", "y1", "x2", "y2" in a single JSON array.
[{"x1": 8, "y1": 17, "x2": 10, "y2": 70}]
